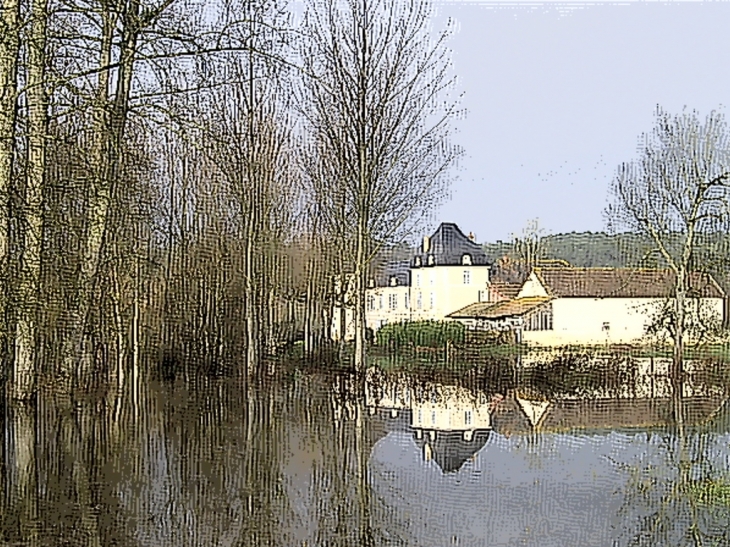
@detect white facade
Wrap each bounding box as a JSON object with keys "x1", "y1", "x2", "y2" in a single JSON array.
[
  {"x1": 517, "y1": 271, "x2": 725, "y2": 346},
  {"x1": 362, "y1": 265, "x2": 490, "y2": 334}
]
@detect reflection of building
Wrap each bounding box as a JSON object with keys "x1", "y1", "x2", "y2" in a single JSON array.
[
  {"x1": 413, "y1": 430, "x2": 491, "y2": 474},
  {"x1": 492, "y1": 390, "x2": 727, "y2": 436},
  {"x1": 410, "y1": 384, "x2": 491, "y2": 440},
  {"x1": 365, "y1": 371, "x2": 495, "y2": 473},
  {"x1": 331, "y1": 223, "x2": 492, "y2": 341},
  {"x1": 449, "y1": 267, "x2": 725, "y2": 346}
]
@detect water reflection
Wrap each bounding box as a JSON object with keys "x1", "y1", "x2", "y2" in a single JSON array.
[{"x1": 1, "y1": 360, "x2": 730, "y2": 546}]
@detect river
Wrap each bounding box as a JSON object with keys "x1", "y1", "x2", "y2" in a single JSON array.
[{"x1": 2, "y1": 364, "x2": 730, "y2": 546}]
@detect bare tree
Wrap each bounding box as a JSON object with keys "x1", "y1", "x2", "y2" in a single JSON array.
[
  {"x1": 606, "y1": 106, "x2": 730, "y2": 437},
  {"x1": 511, "y1": 217, "x2": 545, "y2": 276},
  {"x1": 302, "y1": 0, "x2": 462, "y2": 372},
  {"x1": 0, "y1": 0, "x2": 20, "y2": 381},
  {"x1": 12, "y1": 0, "x2": 50, "y2": 404}
]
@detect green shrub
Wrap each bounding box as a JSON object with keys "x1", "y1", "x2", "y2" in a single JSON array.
[{"x1": 376, "y1": 320, "x2": 465, "y2": 349}]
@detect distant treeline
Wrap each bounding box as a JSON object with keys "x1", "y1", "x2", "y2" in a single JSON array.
[{"x1": 483, "y1": 231, "x2": 730, "y2": 290}]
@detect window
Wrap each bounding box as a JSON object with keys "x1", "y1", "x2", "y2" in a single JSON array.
[
  {"x1": 416, "y1": 273, "x2": 420, "y2": 286},
  {"x1": 378, "y1": 294, "x2": 383, "y2": 310},
  {"x1": 428, "y1": 254, "x2": 434, "y2": 265},
  {"x1": 367, "y1": 295, "x2": 375, "y2": 311},
  {"x1": 463, "y1": 270, "x2": 471, "y2": 285},
  {"x1": 417, "y1": 292, "x2": 422, "y2": 309},
  {"x1": 415, "y1": 256, "x2": 421, "y2": 267},
  {"x1": 430, "y1": 272, "x2": 434, "y2": 286},
  {"x1": 418, "y1": 409, "x2": 423, "y2": 423},
  {"x1": 405, "y1": 292, "x2": 410, "y2": 309},
  {"x1": 431, "y1": 410, "x2": 436, "y2": 425},
  {"x1": 602, "y1": 322, "x2": 610, "y2": 332},
  {"x1": 430, "y1": 292, "x2": 435, "y2": 310},
  {"x1": 465, "y1": 410, "x2": 472, "y2": 426},
  {"x1": 462, "y1": 254, "x2": 472, "y2": 265},
  {"x1": 389, "y1": 293, "x2": 397, "y2": 310},
  {"x1": 525, "y1": 303, "x2": 553, "y2": 331}
]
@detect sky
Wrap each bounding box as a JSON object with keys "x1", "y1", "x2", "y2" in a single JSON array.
[{"x1": 426, "y1": 0, "x2": 730, "y2": 243}]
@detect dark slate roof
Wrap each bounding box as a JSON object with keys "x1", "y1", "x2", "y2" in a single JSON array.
[
  {"x1": 414, "y1": 223, "x2": 490, "y2": 267},
  {"x1": 376, "y1": 259, "x2": 411, "y2": 287},
  {"x1": 370, "y1": 223, "x2": 490, "y2": 286},
  {"x1": 413, "y1": 430, "x2": 491, "y2": 474}
]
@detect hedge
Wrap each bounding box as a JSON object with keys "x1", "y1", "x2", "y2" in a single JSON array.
[{"x1": 376, "y1": 320, "x2": 465, "y2": 349}]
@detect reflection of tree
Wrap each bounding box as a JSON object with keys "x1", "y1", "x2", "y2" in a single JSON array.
[
  {"x1": 616, "y1": 376, "x2": 730, "y2": 547},
  {"x1": 1, "y1": 373, "x2": 414, "y2": 547},
  {"x1": 301, "y1": 372, "x2": 410, "y2": 547},
  {"x1": 2, "y1": 402, "x2": 39, "y2": 545}
]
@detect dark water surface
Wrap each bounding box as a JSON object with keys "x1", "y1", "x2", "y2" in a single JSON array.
[{"x1": 2, "y1": 369, "x2": 730, "y2": 547}]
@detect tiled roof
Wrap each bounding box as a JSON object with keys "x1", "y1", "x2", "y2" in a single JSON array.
[
  {"x1": 492, "y1": 392, "x2": 726, "y2": 435},
  {"x1": 489, "y1": 281, "x2": 522, "y2": 299},
  {"x1": 447, "y1": 297, "x2": 553, "y2": 320},
  {"x1": 414, "y1": 223, "x2": 490, "y2": 267},
  {"x1": 533, "y1": 267, "x2": 725, "y2": 299}
]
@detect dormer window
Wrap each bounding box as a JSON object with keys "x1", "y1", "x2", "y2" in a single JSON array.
[
  {"x1": 462, "y1": 254, "x2": 472, "y2": 265},
  {"x1": 368, "y1": 279, "x2": 375, "y2": 288},
  {"x1": 414, "y1": 256, "x2": 421, "y2": 267},
  {"x1": 427, "y1": 254, "x2": 434, "y2": 266},
  {"x1": 390, "y1": 277, "x2": 398, "y2": 287}
]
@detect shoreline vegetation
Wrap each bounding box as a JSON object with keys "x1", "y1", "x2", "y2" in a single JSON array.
[{"x1": 277, "y1": 322, "x2": 730, "y2": 397}]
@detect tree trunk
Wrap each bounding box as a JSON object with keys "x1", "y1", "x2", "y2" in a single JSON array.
[
  {"x1": 244, "y1": 236, "x2": 258, "y2": 378},
  {"x1": 673, "y1": 271, "x2": 686, "y2": 445},
  {"x1": 354, "y1": 239, "x2": 367, "y2": 373},
  {"x1": 304, "y1": 263, "x2": 315, "y2": 356},
  {"x1": 13, "y1": 0, "x2": 48, "y2": 403},
  {"x1": 59, "y1": 0, "x2": 137, "y2": 396},
  {"x1": 110, "y1": 268, "x2": 126, "y2": 422},
  {"x1": 131, "y1": 255, "x2": 140, "y2": 419},
  {"x1": 0, "y1": 0, "x2": 19, "y2": 374}
]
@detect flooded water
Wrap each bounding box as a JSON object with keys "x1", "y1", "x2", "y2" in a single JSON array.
[{"x1": 2, "y1": 362, "x2": 730, "y2": 547}]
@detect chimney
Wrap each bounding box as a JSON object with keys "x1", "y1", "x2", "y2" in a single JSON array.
[
  {"x1": 468, "y1": 232, "x2": 475, "y2": 241},
  {"x1": 423, "y1": 235, "x2": 430, "y2": 253}
]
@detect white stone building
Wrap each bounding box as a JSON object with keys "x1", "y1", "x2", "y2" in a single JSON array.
[
  {"x1": 448, "y1": 267, "x2": 726, "y2": 347},
  {"x1": 331, "y1": 222, "x2": 493, "y2": 341}
]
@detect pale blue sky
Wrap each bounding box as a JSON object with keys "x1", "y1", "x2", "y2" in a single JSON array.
[{"x1": 430, "y1": 0, "x2": 730, "y2": 243}]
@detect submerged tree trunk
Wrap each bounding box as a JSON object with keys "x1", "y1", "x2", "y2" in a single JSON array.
[{"x1": 13, "y1": 0, "x2": 49, "y2": 402}]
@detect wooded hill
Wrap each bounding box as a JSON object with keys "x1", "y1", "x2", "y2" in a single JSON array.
[{"x1": 483, "y1": 231, "x2": 730, "y2": 291}]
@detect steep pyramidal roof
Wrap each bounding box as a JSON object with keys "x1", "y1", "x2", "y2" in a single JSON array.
[
  {"x1": 414, "y1": 222, "x2": 490, "y2": 267},
  {"x1": 371, "y1": 222, "x2": 490, "y2": 287}
]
